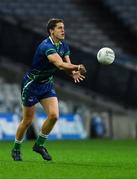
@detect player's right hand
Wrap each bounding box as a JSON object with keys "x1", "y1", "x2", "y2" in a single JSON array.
[
  {"x1": 72, "y1": 71, "x2": 85, "y2": 83},
  {"x1": 79, "y1": 64, "x2": 87, "y2": 74}
]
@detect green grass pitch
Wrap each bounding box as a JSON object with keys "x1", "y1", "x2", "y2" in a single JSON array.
[{"x1": 0, "y1": 139, "x2": 137, "y2": 178}]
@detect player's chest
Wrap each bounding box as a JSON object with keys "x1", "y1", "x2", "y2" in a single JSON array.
[{"x1": 54, "y1": 46, "x2": 64, "y2": 57}]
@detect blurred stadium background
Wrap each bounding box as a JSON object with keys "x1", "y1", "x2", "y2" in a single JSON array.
[{"x1": 0, "y1": 0, "x2": 137, "y2": 141}]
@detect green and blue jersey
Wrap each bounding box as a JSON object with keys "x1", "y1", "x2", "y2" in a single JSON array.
[
  {"x1": 21, "y1": 37, "x2": 70, "y2": 106},
  {"x1": 27, "y1": 36, "x2": 70, "y2": 82}
]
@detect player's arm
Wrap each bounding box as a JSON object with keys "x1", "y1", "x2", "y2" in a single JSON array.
[
  {"x1": 47, "y1": 53, "x2": 86, "y2": 74},
  {"x1": 63, "y1": 55, "x2": 86, "y2": 83},
  {"x1": 63, "y1": 55, "x2": 75, "y2": 75},
  {"x1": 63, "y1": 55, "x2": 71, "y2": 63}
]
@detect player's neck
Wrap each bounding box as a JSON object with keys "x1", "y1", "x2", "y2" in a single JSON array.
[{"x1": 50, "y1": 35, "x2": 60, "y2": 44}]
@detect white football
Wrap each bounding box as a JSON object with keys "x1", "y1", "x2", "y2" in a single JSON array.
[{"x1": 97, "y1": 47, "x2": 115, "y2": 65}]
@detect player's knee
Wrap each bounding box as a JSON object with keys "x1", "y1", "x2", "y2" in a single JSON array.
[
  {"x1": 24, "y1": 111, "x2": 34, "y2": 121},
  {"x1": 49, "y1": 112, "x2": 58, "y2": 123},
  {"x1": 21, "y1": 112, "x2": 34, "y2": 128},
  {"x1": 21, "y1": 119, "x2": 32, "y2": 129}
]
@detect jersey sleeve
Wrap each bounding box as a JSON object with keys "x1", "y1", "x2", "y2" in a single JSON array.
[
  {"x1": 45, "y1": 44, "x2": 57, "y2": 56},
  {"x1": 63, "y1": 43, "x2": 70, "y2": 57}
]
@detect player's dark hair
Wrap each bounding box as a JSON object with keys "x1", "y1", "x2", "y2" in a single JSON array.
[{"x1": 47, "y1": 18, "x2": 64, "y2": 35}]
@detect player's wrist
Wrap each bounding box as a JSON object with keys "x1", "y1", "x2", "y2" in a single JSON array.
[{"x1": 72, "y1": 71, "x2": 76, "y2": 75}]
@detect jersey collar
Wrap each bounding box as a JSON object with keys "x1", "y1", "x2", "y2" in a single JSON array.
[{"x1": 49, "y1": 36, "x2": 62, "y2": 45}]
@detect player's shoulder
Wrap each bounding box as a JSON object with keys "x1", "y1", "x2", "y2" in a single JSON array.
[
  {"x1": 37, "y1": 37, "x2": 55, "y2": 55},
  {"x1": 40, "y1": 37, "x2": 56, "y2": 56},
  {"x1": 40, "y1": 37, "x2": 54, "y2": 49}
]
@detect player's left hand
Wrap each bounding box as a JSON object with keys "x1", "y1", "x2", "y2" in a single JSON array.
[{"x1": 72, "y1": 71, "x2": 85, "y2": 83}]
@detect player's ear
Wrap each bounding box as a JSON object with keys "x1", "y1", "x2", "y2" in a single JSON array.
[{"x1": 49, "y1": 29, "x2": 53, "y2": 36}]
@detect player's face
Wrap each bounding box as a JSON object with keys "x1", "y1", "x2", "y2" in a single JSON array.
[{"x1": 52, "y1": 22, "x2": 65, "y2": 41}]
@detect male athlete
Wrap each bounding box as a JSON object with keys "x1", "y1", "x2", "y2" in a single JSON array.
[{"x1": 11, "y1": 18, "x2": 86, "y2": 161}]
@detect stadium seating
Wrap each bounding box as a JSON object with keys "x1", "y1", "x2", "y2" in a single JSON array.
[
  {"x1": 0, "y1": 79, "x2": 20, "y2": 112},
  {"x1": 104, "y1": 0, "x2": 137, "y2": 32},
  {"x1": 0, "y1": 0, "x2": 134, "y2": 56}
]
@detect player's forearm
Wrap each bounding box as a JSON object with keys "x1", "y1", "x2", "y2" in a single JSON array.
[{"x1": 58, "y1": 62, "x2": 79, "y2": 71}]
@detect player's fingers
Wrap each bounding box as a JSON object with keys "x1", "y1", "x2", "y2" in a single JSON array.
[
  {"x1": 75, "y1": 79, "x2": 79, "y2": 83},
  {"x1": 79, "y1": 77, "x2": 84, "y2": 81},
  {"x1": 80, "y1": 75, "x2": 85, "y2": 79},
  {"x1": 76, "y1": 78, "x2": 80, "y2": 83},
  {"x1": 75, "y1": 77, "x2": 84, "y2": 83}
]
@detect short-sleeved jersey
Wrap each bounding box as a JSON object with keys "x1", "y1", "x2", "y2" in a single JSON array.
[{"x1": 26, "y1": 36, "x2": 70, "y2": 82}]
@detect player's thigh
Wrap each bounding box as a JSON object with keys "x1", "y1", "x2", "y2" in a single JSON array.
[
  {"x1": 40, "y1": 97, "x2": 59, "y2": 119},
  {"x1": 22, "y1": 105, "x2": 35, "y2": 122}
]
